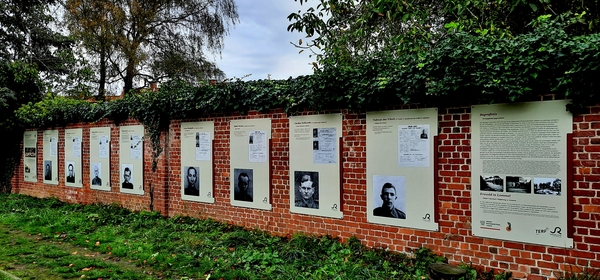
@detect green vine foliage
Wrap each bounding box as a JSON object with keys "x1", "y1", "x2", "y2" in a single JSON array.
[{"x1": 13, "y1": 15, "x2": 600, "y2": 175}]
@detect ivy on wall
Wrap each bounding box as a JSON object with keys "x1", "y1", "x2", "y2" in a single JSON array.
[{"x1": 13, "y1": 15, "x2": 600, "y2": 174}]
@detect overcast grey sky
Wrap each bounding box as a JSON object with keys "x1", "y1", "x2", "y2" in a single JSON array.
[{"x1": 217, "y1": 1, "x2": 317, "y2": 80}]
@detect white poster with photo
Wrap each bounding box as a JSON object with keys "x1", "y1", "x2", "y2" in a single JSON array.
[
  {"x1": 90, "y1": 127, "x2": 111, "y2": 191},
  {"x1": 230, "y1": 119, "x2": 271, "y2": 210},
  {"x1": 312, "y1": 127, "x2": 337, "y2": 164},
  {"x1": 248, "y1": 130, "x2": 268, "y2": 163},
  {"x1": 130, "y1": 134, "x2": 142, "y2": 159},
  {"x1": 366, "y1": 109, "x2": 438, "y2": 231},
  {"x1": 64, "y1": 129, "x2": 83, "y2": 188},
  {"x1": 73, "y1": 136, "x2": 82, "y2": 158},
  {"x1": 23, "y1": 131, "x2": 38, "y2": 182},
  {"x1": 289, "y1": 114, "x2": 342, "y2": 219},
  {"x1": 472, "y1": 100, "x2": 573, "y2": 248},
  {"x1": 195, "y1": 131, "x2": 211, "y2": 161},
  {"x1": 43, "y1": 130, "x2": 59, "y2": 185},
  {"x1": 99, "y1": 135, "x2": 109, "y2": 158},
  {"x1": 398, "y1": 124, "x2": 430, "y2": 167},
  {"x1": 50, "y1": 136, "x2": 58, "y2": 157},
  {"x1": 120, "y1": 125, "x2": 144, "y2": 195},
  {"x1": 181, "y1": 121, "x2": 215, "y2": 203}
]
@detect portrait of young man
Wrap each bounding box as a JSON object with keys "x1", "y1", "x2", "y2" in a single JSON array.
[
  {"x1": 121, "y1": 166, "x2": 134, "y2": 189},
  {"x1": 44, "y1": 160, "x2": 52, "y2": 181},
  {"x1": 91, "y1": 163, "x2": 102, "y2": 186},
  {"x1": 373, "y1": 175, "x2": 407, "y2": 219},
  {"x1": 183, "y1": 166, "x2": 200, "y2": 196},
  {"x1": 233, "y1": 168, "x2": 253, "y2": 202},
  {"x1": 294, "y1": 171, "x2": 319, "y2": 209},
  {"x1": 66, "y1": 162, "x2": 75, "y2": 183}
]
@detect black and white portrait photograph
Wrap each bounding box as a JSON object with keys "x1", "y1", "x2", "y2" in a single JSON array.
[
  {"x1": 313, "y1": 128, "x2": 319, "y2": 138},
  {"x1": 66, "y1": 162, "x2": 75, "y2": 183},
  {"x1": 233, "y1": 168, "x2": 253, "y2": 202},
  {"x1": 373, "y1": 175, "x2": 406, "y2": 219},
  {"x1": 506, "y1": 176, "x2": 532, "y2": 194},
  {"x1": 534, "y1": 177, "x2": 561, "y2": 196},
  {"x1": 91, "y1": 163, "x2": 102, "y2": 186},
  {"x1": 195, "y1": 132, "x2": 200, "y2": 147},
  {"x1": 44, "y1": 160, "x2": 52, "y2": 180},
  {"x1": 294, "y1": 171, "x2": 319, "y2": 209},
  {"x1": 183, "y1": 166, "x2": 200, "y2": 196},
  {"x1": 480, "y1": 175, "x2": 504, "y2": 192},
  {"x1": 420, "y1": 128, "x2": 428, "y2": 139},
  {"x1": 121, "y1": 164, "x2": 134, "y2": 189}
]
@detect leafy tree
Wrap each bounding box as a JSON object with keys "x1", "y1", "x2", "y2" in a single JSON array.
[
  {"x1": 66, "y1": 0, "x2": 239, "y2": 96},
  {"x1": 0, "y1": 0, "x2": 81, "y2": 191},
  {"x1": 64, "y1": 0, "x2": 117, "y2": 99},
  {"x1": 0, "y1": 0, "x2": 74, "y2": 75},
  {"x1": 0, "y1": 0, "x2": 92, "y2": 98},
  {"x1": 287, "y1": 0, "x2": 600, "y2": 68},
  {"x1": 0, "y1": 61, "x2": 43, "y2": 193}
]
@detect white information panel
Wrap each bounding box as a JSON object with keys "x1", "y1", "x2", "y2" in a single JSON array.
[
  {"x1": 64, "y1": 129, "x2": 83, "y2": 188},
  {"x1": 289, "y1": 114, "x2": 342, "y2": 218},
  {"x1": 119, "y1": 125, "x2": 144, "y2": 195},
  {"x1": 366, "y1": 108, "x2": 439, "y2": 231},
  {"x1": 229, "y1": 119, "x2": 272, "y2": 210},
  {"x1": 23, "y1": 131, "x2": 38, "y2": 182},
  {"x1": 90, "y1": 127, "x2": 111, "y2": 191},
  {"x1": 472, "y1": 100, "x2": 573, "y2": 247},
  {"x1": 42, "y1": 129, "x2": 59, "y2": 185},
  {"x1": 181, "y1": 121, "x2": 215, "y2": 203}
]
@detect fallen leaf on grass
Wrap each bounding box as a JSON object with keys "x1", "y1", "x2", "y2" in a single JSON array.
[
  {"x1": 72, "y1": 251, "x2": 78, "y2": 255},
  {"x1": 82, "y1": 267, "x2": 93, "y2": 271}
]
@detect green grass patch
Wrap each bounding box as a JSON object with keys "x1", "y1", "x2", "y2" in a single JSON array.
[{"x1": 0, "y1": 194, "x2": 522, "y2": 279}]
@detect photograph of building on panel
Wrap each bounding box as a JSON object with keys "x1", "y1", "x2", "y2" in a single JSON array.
[
  {"x1": 506, "y1": 176, "x2": 532, "y2": 194},
  {"x1": 533, "y1": 177, "x2": 561, "y2": 196},
  {"x1": 480, "y1": 175, "x2": 504, "y2": 192}
]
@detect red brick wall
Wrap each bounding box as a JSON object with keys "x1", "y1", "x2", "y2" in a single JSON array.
[{"x1": 11, "y1": 105, "x2": 600, "y2": 279}]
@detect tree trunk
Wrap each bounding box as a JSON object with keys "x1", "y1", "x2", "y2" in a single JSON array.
[
  {"x1": 123, "y1": 58, "x2": 135, "y2": 95},
  {"x1": 98, "y1": 47, "x2": 106, "y2": 100}
]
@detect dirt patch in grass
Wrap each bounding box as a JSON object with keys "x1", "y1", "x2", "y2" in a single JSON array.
[{"x1": 0, "y1": 224, "x2": 163, "y2": 280}]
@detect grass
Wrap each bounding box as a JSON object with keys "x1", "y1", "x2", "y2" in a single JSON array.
[
  {"x1": 0, "y1": 193, "x2": 565, "y2": 280},
  {"x1": 0, "y1": 225, "x2": 157, "y2": 279}
]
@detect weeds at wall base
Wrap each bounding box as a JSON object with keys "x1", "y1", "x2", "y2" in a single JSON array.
[
  {"x1": 0, "y1": 193, "x2": 563, "y2": 280},
  {"x1": 3, "y1": 194, "x2": 600, "y2": 279},
  {"x1": 556, "y1": 266, "x2": 600, "y2": 280}
]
